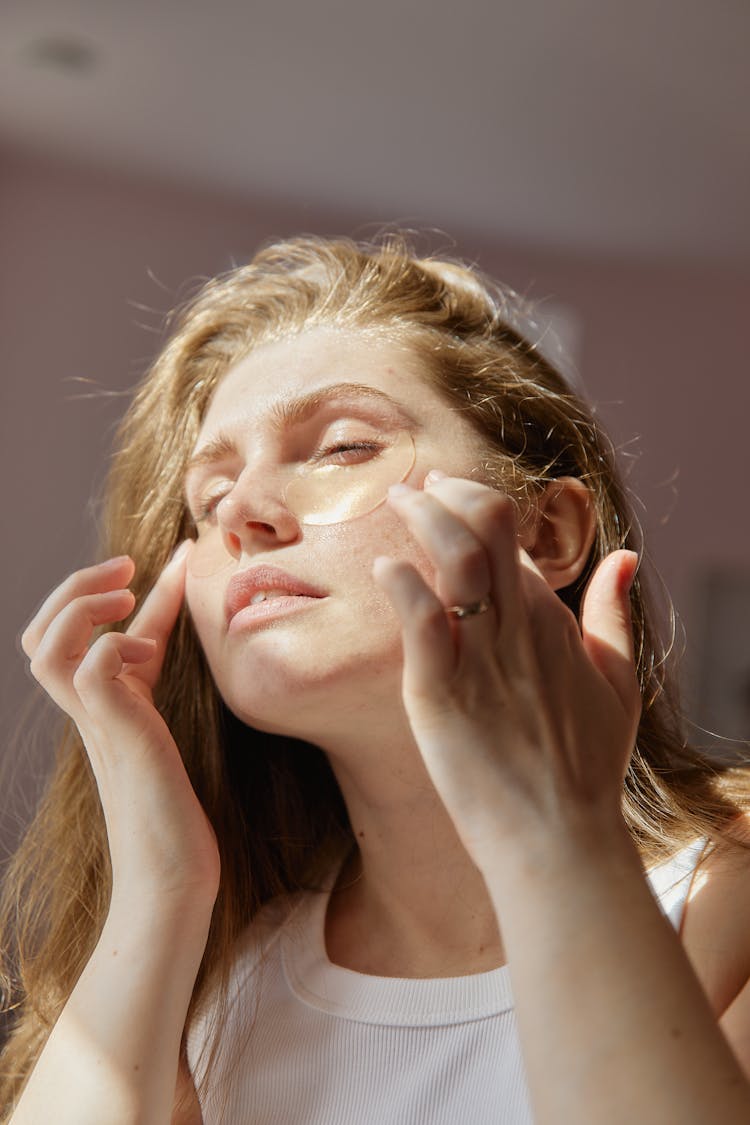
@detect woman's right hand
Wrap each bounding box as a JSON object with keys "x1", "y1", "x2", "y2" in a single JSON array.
[{"x1": 20, "y1": 542, "x2": 221, "y2": 911}]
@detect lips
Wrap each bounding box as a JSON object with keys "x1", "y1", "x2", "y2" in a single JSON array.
[{"x1": 224, "y1": 565, "x2": 328, "y2": 626}]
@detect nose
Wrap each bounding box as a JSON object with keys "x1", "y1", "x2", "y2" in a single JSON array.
[{"x1": 216, "y1": 468, "x2": 301, "y2": 553}]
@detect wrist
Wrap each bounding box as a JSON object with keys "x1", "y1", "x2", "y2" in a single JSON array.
[
  {"x1": 480, "y1": 808, "x2": 641, "y2": 901},
  {"x1": 107, "y1": 882, "x2": 217, "y2": 938}
]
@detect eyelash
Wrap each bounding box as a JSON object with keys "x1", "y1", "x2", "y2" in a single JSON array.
[{"x1": 192, "y1": 440, "x2": 385, "y2": 524}]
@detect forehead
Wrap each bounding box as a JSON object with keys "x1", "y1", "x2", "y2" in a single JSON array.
[{"x1": 196, "y1": 327, "x2": 454, "y2": 443}]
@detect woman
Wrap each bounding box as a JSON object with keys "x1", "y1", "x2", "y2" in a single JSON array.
[{"x1": 2, "y1": 235, "x2": 749, "y2": 1124}]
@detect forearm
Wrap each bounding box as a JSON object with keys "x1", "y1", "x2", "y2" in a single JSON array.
[
  {"x1": 485, "y1": 819, "x2": 750, "y2": 1125},
  {"x1": 10, "y1": 892, "x2": 213, "y2": 1125}
]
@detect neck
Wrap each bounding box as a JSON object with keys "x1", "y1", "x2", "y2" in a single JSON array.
[{"x1": 319, "y1": 725, "x2": 507, "y2": 977}]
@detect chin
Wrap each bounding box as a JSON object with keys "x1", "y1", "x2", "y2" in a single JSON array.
[{"x1": 215, "y1": 650, "x2": 400, "y2": 738}]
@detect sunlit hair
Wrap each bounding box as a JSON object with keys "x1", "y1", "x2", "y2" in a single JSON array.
[{"x1": 1, "y1": 233, "x2": 748, "y2": 1116}]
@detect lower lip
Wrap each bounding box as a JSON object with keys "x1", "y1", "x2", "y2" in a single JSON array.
[{"x1": 227, "y1": 595, "x2": 326, "y2": 634}]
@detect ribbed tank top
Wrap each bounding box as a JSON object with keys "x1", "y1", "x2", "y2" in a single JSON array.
[{"x1": 187, "y1": 836, "x2": 709, "y2": 1124}]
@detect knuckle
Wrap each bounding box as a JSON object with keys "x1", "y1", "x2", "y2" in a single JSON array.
[
  {"x1": 72, "y1": 660, "x2": 97, "y2": 693},
  {"x1": 485, "y1": 493, "x2": 516, "y2": 525},
  {"x1": 475, "y1": 490, "x2": 508, "y2": 514},
  {"x1": 71, "y1": 652, "x2": 92, "y2": 687},
  {"x1": 73, "y1": 632, "x2": 117, "y2": 689},
  {"x1": 443, "y1": 534, "x2": 483, "y2": 569},
  {"x1": 27, "y1": 653, "x2": 47, "y2": 684},
  {"x1": 446, "y1": 539, "x2": 490, "y2": 589},
  {"x1": 19, "y1": 625, "x2": 37, "y2": 657},
  {"x1": 27, "y1": 636, "x2": 59, "y2": 683}
]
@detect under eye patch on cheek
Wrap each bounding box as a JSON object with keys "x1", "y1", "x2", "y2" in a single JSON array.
[
  {"x1": 187, "y1": 429, "x2": 416, "y2": 577},
  {"x1": 284, "y1": 427, "x2": 416, "y2": 524}
]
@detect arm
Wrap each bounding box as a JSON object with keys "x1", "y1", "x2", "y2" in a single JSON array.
[
  {"x1": 485, "y1": 818, "x2": 750, "y2": 1125},
  {"x1": 375, "y1": 471, "x2": 750, "y2": 1125},
  {"x1": 721, "y1": 975, "x2": 750, "y2": 1082},
  {"x1": 12, "y1": 544, "x2": 219, "y2": 1124},
  {"x1": 11, "y1": 892, "x2": 212, "y2": 1125}
]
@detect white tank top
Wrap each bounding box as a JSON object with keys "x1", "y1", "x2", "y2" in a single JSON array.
[{"x1": 187, "y1": 836, "x2": 708, "y2": 1124}]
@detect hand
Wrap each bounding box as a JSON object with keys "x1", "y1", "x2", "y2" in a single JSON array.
[
  {"x1": 21, "y1": 543, "x2": 220, "y2": 908},
  {"x1": 371, "y1": 472, "x2": 641, "y2": 872}
]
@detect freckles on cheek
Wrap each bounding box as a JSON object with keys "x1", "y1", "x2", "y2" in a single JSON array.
[
  {"x1": 327, "y1": 515, "x2": 435, "y2": 616},
  {"x1": 376, "y1": 504, "x2": 435, "y2": 580},
  {"x1": 352, "y1": 505, "x2": 420, "y2": 567}
]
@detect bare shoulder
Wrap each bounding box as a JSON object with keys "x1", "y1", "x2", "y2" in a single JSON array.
[{"x1": 681, "y1": 812, "x2": 750, "y2": 1017}]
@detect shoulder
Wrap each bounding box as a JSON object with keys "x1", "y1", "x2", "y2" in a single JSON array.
[
  {"x1": 183, "y1": 889, "x2": 312, "y2": 1108},
  {"x1": 680, "y1": 813, "x2": 750, "y2": 1018}
]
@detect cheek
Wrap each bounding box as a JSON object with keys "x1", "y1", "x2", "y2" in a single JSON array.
[
  {"x1": 320, "y1": 501, "x2": 436, "y2": 589},
  {"x1": 184, "y1": 571, "x2": 223, "y2": 654},
  {"x1": 373, "y1": 502, "x2": 437, "y2": 582},
  {"x1": 181, "y1": 502, "x2": 437, "y2": 657}
]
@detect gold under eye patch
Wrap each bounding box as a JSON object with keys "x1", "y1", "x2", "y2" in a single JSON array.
[{"x1": 188, "y1": 428, "x2": 416, "y2": 577}]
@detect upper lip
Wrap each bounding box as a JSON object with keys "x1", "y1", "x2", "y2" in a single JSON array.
[{"x1": 224, "y1": 565, "x2": 328, "y2": 624}]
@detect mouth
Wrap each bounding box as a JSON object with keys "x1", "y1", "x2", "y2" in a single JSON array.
[
  {"x1": 224, "y1": 564, "x2": 328, "y2": 627},
  {"x1": 227, "y1": 598, "x2": 323, "y2": 634}
]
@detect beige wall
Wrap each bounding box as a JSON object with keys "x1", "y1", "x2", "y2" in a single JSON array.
[{"x1": 2, "y1": 143, "x2": 749, "y2": 853}]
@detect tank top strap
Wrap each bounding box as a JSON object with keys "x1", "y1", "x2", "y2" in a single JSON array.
[{"x1": 645, "y1": 836, "x2": 711, "y2": 934}]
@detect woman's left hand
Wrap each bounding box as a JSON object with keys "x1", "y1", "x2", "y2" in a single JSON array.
[{"x1": 372, "y1": 471, "x2": 642, "y2": 872}]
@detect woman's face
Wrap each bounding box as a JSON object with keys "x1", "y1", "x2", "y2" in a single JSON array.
[{"x1": 183, "y1": 326, "x2": 492, "y2": 737}]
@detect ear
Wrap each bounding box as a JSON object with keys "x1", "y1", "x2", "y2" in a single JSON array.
[{"x1": 518, "y1": 478, "x2": 597, "y2": 591}]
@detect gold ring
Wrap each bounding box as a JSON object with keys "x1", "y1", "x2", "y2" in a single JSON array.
[{"x1": 445, "y1": 594, "x2": 492, "y2": 621}]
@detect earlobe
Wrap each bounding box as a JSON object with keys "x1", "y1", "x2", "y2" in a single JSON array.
[{"x1": 519, "y1": 478, "x2": 597, "y2": 591}]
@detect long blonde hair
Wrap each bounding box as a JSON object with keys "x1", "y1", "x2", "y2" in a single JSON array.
[{"x1": 2, "y1": 233, "x2": 748, "y2": 1115}]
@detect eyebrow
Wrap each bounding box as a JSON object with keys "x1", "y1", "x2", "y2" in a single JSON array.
[{"x1": 184, "y1": 382, "x2": 418, "y2": 478}]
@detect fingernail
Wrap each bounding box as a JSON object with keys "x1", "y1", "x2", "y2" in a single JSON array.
[
  {"x1": 424, "y1": 469, "x2": 447, "y2": 486},
  {"x1": 388, "y1": 482, "x2": 413, "y2": 498}
]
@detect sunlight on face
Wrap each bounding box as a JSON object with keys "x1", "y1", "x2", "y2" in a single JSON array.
[
  {"x1": 182, "y1": 326, "x2": 491, "y2": 739},
  {"x1": 187, "y1": 428, "x2": 416, "y2": 576}
]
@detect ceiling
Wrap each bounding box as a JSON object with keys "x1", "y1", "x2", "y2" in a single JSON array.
[{"x1": 1, "y1": 0, "x2": 748, "y2": 266}]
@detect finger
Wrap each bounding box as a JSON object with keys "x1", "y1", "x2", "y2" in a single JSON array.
[
  {"x1": 28, "y1": 589, "x2": 137, "y2": 713},
  {"x1": 421, "y1": 474, "x2": 527, "y2": 643},
  {"x1": 387, "y1": 482, "x2": 493, "y2": 610},
  {"x1": 21, "y1": 556, "x2": 135, "y2": 658},
  {"x1": 515, "y1": 548, "x2": 581, "y2": 672},
  {"x1": 372, "y1": 555, "x2": 457, "y2": 693},
  {"x1": 580, "y1": 550, "x2": 640, "y2": 711},
  {"x1": 72, "y1": 632, "x2": 160, "y2": 734},
  {"x1": 125, "y1": 541, "x2": 193, "y2": 688}
]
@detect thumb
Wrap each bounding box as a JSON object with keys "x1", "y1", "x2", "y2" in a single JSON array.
[
  {"x1": 580, "y1": 550, "x2": 640, "y2": 711},
  {"x1": 126, "y1": 540, "x2": 193, "y2": 690}
]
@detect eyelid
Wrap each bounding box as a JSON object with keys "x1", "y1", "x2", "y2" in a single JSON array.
[
  {"x1": 184, "y1": 456, "x2": 235, "y2": 506},
  {"x1": 189, "y1": 480, "x2": 233, "y2": 524},
  {"x1": 186, "y1": 416, "x2": 407, "y2": 501}
]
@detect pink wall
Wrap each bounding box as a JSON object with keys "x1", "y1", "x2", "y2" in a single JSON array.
[{"x1": 2, "y1": 143, "x2": 748, "y2": 851}]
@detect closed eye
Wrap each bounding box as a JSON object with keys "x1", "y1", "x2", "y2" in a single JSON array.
[
  {"x1": 191, "y1": 441, "x2": 386, "y2": 525},
  {"x1": 308, "y1": 440, "x2": 385, "y2": 463},
  {"x1": 192, "y1": 486, "x2": 231, "y2": 525}
]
